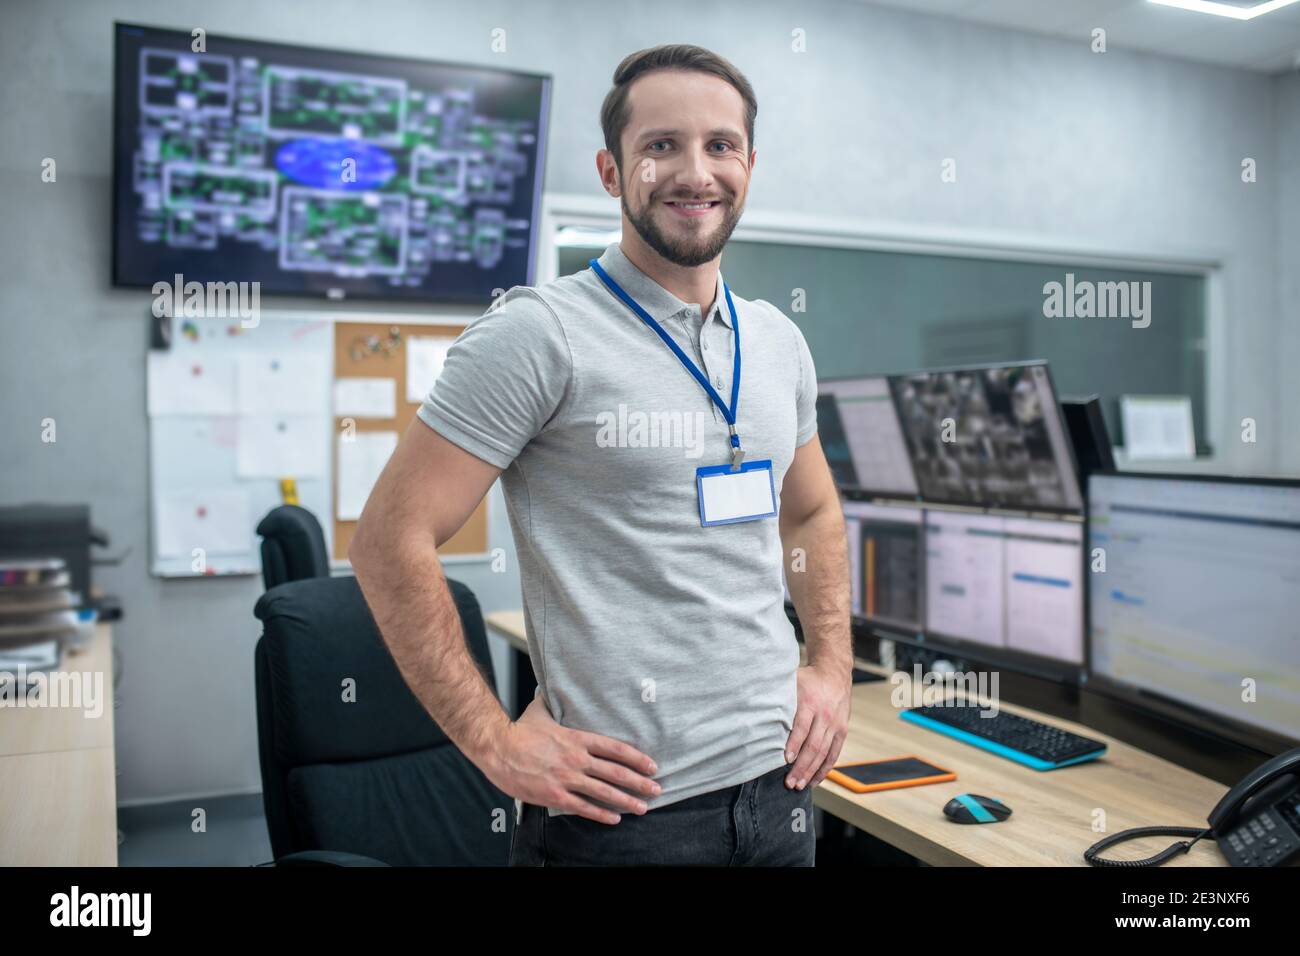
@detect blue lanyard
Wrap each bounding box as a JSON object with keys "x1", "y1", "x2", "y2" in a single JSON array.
[{"x1": 590, "y1": 258, "x2": 745, "y2": 467}]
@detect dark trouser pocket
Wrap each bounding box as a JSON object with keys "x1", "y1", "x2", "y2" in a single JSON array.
[
  {"x1": 747, "y1": 763, "x2": 816, "y2": 866},
  {"x1": 508, "y1": 801, "x2": 546, "y2": 867}
]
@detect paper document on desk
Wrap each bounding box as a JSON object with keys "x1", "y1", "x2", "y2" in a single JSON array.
[{"x1": 0, "y1": 640, "x2": 60, "y2": 676}]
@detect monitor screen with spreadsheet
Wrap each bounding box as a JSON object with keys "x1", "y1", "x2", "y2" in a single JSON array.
[
  {"x1": 924, "y1": 509, "x2": 1084, "y2": 665},
  {"x1": 1088, "y1": 473, "x2": 1300, "y2": 748},
  {"x1": 817, "y1": 377, "x2": 918, "y2": 497}
]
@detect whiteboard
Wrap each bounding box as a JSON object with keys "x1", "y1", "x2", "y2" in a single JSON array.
[{"x1": 147, "y1": 313, "x2": 333, "y2": 577}]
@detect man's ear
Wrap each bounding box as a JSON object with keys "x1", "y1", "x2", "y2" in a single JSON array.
[
  {"x1": 596, "y1": 148, "x2": 621, "y2": 198},
  {"x1": 749, "y1": 148, "x2": 757, "y2": 173}
]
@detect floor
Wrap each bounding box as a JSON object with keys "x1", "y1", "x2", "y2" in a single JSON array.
[{"x1": 117, "y1": 792, "x2": 273, "y2": 867}]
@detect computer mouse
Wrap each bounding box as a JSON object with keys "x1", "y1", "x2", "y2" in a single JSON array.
[{"x1": 943, "y1": 793, "x2": 1011, "y2": 824}]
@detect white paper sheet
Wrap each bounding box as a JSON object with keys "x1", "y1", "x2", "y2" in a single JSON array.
[
  {"x1": 333, "y1": 377, "x2": 397, "y2": 419},
  {"x1": 337, "y1": 431, "x2": 398, "y2": 521},
  {"x1": 147, "y1": 351, "x2": 237, "y2": 416},
  {"x1": 235, "y1": 416, "x2": 327, "y2": 478},
  {"x1": 1120, "y1": 395, "x2": 1195, "y2": 461},
  {"x1": 406, "y1": 336, "x2": 454, "y2": 403},
  {"x1": 156, "y1": 489, "x2": 253, "y2": 557},
  {"x1": 237, "y1": 354, "x2": 329, "y2": 415}
]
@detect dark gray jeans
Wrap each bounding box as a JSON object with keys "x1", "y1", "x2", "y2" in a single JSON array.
[{"x1": 509, "y1": 762, "x2": 816, "y2": 866}]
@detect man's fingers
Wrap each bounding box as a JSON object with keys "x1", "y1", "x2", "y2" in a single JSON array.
[
  {"x1": 557, "y1": 794, "x2": 622, "y2": 825},
  {"x1": 568, "y1": 772, "x2": 650, "y2": 816},
  {"x1": 787, "y1": 718, "x2": 831, "y2": 789},
  {"x1": 581, "y1": 731, "x2": 658, "y2": 777},
  {"x1": 810, "y1": 731, "x2": 846, "y2": 787},
  {"x1": 783, "y1": 703, "x2": 815, "y2": 766},
  {"x1": 588, "y1": 756, "x2": 661, "y2": 797}
]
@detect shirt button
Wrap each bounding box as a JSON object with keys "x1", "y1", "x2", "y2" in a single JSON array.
[{"x1": 702, "y1": 338, "x2": 709, "y2": 350}]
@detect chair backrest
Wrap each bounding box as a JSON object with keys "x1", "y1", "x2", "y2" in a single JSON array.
[
  {"x1": 253, "y1": 575, "x2": 511, "y2": 865},
  {"x1": 256, "y1": 505, "x2": 330, "y2": 590}
]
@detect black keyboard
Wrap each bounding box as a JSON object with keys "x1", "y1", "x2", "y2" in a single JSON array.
[{"x1": 901, "y1": 703, "x2": 1107, "y2": 770}]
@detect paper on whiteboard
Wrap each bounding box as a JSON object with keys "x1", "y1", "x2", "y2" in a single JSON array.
[
  {"x1": 406, "y1": 336, "x2": 454, "y2": 403},
  {"x1": 238, "y1": 354, "x2": 329, "y2": 415},
  {"x1": 147, "y1": 351, "x2": 237, "y2": 416},
  {"x1": 1120, "y1": 395, "x2": 1195, "y2": 460},
  {"x1": 156, "y1": 489, "x2": 253, "y2": 558},
  {"x1": 337, "y1": 431, "x2": 398, "y2": 521},
  {"x1": 236, "y1": 416, "x2": 327, "y2": 478},
  {"x1": 333, "y1": 377, "x2": 396, "y2": 419}
]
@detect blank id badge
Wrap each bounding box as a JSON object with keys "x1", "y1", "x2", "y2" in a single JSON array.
[{"x1": 696, "y1": 459, "x2": 777, "y2": 526}]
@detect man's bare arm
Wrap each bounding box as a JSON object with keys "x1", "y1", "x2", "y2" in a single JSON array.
[
  {"x1": 779, "y1": 434, "x2": 852, "y2": 676},
  {"x1": 349, "y1": 419, "x2": 659, "y2": 823},
  {"x1": 349, "y1": 419, "x2": 510, "y2": 777},
  {"x1": 777, "y1": 433, "x2": 853, "y2": 789}
]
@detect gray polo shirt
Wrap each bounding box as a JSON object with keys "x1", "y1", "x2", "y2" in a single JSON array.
[{"x1": 417, "y1": 242, "x2": 819, "y2": 813}]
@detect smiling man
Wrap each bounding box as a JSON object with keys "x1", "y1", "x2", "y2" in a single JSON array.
[{"x1": 350, "y1": 44, "x2": 852, "y2": 867}]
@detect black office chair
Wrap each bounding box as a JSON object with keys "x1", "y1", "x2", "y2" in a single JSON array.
[
  {"x1": 253, "y1": 575, "x2": 513, "y2": 866},
  {"x1": 256, "y1": 505, "x2": 330, "y2": 590}
]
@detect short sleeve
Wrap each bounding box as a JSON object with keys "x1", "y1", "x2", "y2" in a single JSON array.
[
  {"x1": 415, "y1": 288, "x2": 572, "y2": 469},
  {"x1": 790, "y1": 319, "x2": 819, "y2": 447}
]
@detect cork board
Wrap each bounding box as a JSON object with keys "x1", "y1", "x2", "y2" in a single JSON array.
[{"x1": 332, "y1": 320, "x2": 488, "y2": 560}]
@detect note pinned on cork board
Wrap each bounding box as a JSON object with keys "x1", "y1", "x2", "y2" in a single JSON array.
[
  {"x1": 332, "y1": 320, "x2": 486, "y2": 561},
  {"x1": 406, "y1": 335, "x2": 454, "y2": 403}
]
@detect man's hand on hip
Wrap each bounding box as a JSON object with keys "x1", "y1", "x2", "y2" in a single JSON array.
[
  {"x1": 784, "y1": 662, "x2": 852, "y2": 791},
  {"x1": 485, "y1": 696, "x2": 661, "y2": 825}
]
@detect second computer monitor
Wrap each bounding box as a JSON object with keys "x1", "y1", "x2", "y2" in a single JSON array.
[
  {"x1": 839, "y1": 497, "x2": 1085, "y2": 667},
  {"x1": 890, "y1": 363, "x2": 1083, "y2": 512},
  {"x1": 924, "y1": 509, "x2": 1084, "y2": 665}
]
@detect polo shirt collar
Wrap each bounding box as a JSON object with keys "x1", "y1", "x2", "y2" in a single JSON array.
[{"x1": 594, "y1": 242, "x2": 733, "y2": 328}]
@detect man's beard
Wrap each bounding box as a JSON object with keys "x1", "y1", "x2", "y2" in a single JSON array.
[{"x1": 621, "y1": 186, "x2": 744, "y2": 268}]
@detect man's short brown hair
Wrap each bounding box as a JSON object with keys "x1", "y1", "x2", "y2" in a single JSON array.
[{"x1": 600, "y1": 44, "x2": 757, "y2": 170}]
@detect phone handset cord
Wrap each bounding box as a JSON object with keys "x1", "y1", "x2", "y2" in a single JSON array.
[{"x1": 1084, "y1": 826, "x2": 1213, "y2": 867}]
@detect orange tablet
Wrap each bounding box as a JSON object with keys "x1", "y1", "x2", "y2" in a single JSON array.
[{"x1": 826, "y1": 755, "x2": 957, "y2": 793}]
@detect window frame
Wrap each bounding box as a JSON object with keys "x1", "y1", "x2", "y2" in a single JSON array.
[{"x1": 538, "y1": 191, "x2": 1226, "y2": 468}]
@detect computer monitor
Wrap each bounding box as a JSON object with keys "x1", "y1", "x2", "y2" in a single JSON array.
[
  {"x1": 843, "y1": 501, "x2": 924, "y2": 633},
  {"x1": 816, "y1": 393, "x2": 859, "y2": 488},
  {"x1": 1061, "y1": 395, "x2": 1116, "y2": 477},
  {"x1": 924, "y1": 509, "x2": 1084, "y2": 665},
  {"x1": 1002, "y1": 516, "x2": 1085, "y2": 663},
  {"x1": 1088, "y1": 473, "x2": 1300, "y2": 751},
  {"x1": 817, "y1": 377, "x2": 918, "y2": 497},
  {"x1": 889, "y1": 363, "x2": 1083, "y2": 512}
]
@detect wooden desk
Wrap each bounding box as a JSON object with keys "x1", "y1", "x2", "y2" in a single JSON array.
[
  {"x1": 487, "y1": 610, "x2": 527, "y2": 655},
  {"x1": 821, "y1": 664, "x2": 1228, "y2": 866},
  {"x1": 483, "y1": 610, "x2": 1228, "y2": 866},
  {"x1": 0, "y1": 623, "x2": 118, "y2": 866},
  {"x1": 485, "y1": 611, "x2": 533, "y2": 718}
]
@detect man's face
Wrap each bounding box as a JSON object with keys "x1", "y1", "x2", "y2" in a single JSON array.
[{"x1": 607, "y1": 70, "x2": 754, "y2": 267}]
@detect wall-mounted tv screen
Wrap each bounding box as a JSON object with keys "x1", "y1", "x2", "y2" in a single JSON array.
[{"x1": 113, "y1": 23, "x2": 551, "y2": 303}]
